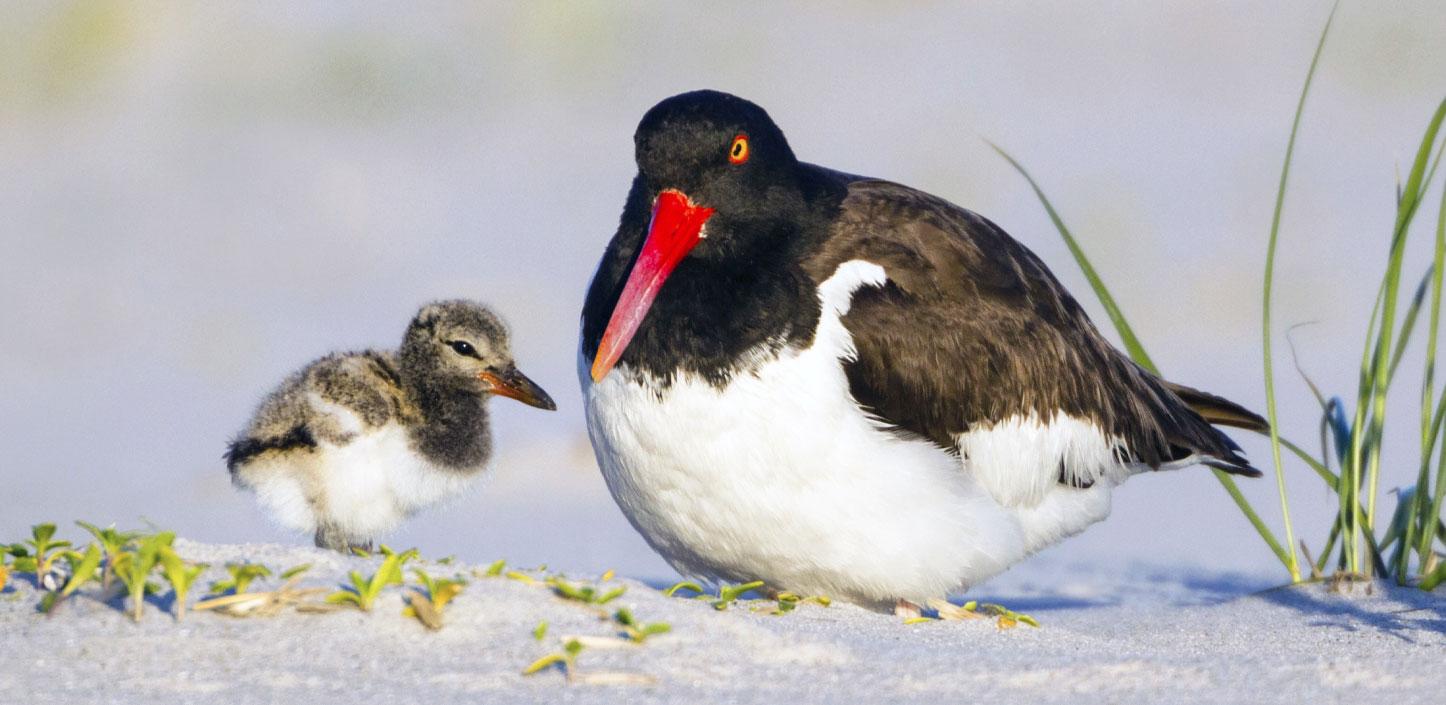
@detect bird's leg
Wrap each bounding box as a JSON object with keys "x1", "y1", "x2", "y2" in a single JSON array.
[
  {"x1": 313, "y1": 523, "x2": 367, "y2": 554},
  {"x1": 894, "y1": 598, "x2": 923, "y2": 620}
]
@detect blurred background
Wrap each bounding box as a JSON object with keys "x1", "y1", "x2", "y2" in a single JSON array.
[{"x1": 3, "y1": 1, "x2": 1444, "y2": 588}]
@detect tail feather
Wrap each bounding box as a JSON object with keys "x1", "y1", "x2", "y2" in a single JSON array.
[{"x1": 1165, "y1": 382, "x2": 1269, "y2": 433}]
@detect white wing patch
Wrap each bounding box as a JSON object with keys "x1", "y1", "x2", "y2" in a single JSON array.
[{"x1": 958, "y1": 412, "x2": 1130, "y2": 508}]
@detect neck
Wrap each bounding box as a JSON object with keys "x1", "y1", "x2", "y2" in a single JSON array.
[{"x1": 405, "y1": 378, "x2": 492, "y2": 471}]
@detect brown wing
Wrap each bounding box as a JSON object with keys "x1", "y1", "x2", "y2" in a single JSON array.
[{"x1": 801, "y1": 177, "x2": 1260, "y2": 477}]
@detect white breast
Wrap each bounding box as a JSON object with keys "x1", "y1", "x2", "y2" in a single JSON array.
[
  {"x1": 238, "y1": 405, "x2": 479, "y2": 541},
  {"x1": 584, "y1": 262, "x2": 1005, "y2": 603}
]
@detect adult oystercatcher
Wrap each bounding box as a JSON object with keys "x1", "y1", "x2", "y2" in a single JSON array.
[
  {"x1": 227, "y1": 300, "x2": 555, "y2": 552},
  {"x1": 580, "y1": 90, "x2": 1265, "y2": 611}
]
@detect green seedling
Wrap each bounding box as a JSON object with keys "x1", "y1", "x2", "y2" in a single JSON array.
[
  {"x1": 761, "y1": 591, "x2": 832, "y2": 616},
  {"x1": 403, "y1": 569, "x2": 466, "y2": 630},
  {"x1": 40, "y1": 544, "x2": 103, "y2": 614},
  {"x1": 663, "y1": 580, "x2": 703, "y2": 597},
  {"x1": 208, "y1": 563, "x2": 273, "y2": 597},
  {"x1": 112, "y1": 532, "x2": 173, "y2": 622},
  {"x1": 710, "y1": 580, "x2": 764, "y2": 610},
  {"x1": 9, "y1": 523, "x2": 74, "y2": 590},
  {"x1": 966, "y1": 600, "x2": 1039, "y2": 629},
  {"x1": 76, "y1": 521, "x2": 141, "y2": 591},
  {"x1": 158, "y1": 546, "x2": 208, "y2": 621},
  {"x1": 325, "y1": 548, "x2": 416, "y2": 612},
  {"x1": 482, "y1": 559, "x2": 506, "y2": 577},
  {"x1": 279, "y1": 564, "x2": 312, "y2": 580},
  {"x1": 547, "y1": 576, "x2": 626, "y2": 606},
  {"x1": 522, "y1": 638, "x2": 585, "y2": 680},
  {"x1": 533, "y1": 620, "x2": 548, "y2": 641},
  {"x1": 0, "y1": 559, "x2": 9, "y2": 593},
  {"x1": 613, "y1": 607, "x2": 671, "y2": 643},
  {"x1": 504, "y1": 570, "x2": 540, "y2": 585},
  {"x1": 903, "y1": 616, "x2": 937, "y2": 625}
]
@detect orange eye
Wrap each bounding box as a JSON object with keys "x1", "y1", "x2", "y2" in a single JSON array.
[{"x1": 728, "y1": 134, "x2": 749, "y2": 164}]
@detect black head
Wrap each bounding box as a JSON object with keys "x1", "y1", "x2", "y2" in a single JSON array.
[
  {"x1": 589, "y1": 91, "x2": 826, "y2": 381},
  {"x1": 401, "y1": 300, "x2": 555, "y2": 410},
  {"x1": 633, "y1": 90, "x2": 802, "y2": 222}
]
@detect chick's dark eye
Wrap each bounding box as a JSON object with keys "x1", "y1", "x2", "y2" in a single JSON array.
[{"x1": 447, "y1": 340, "x2": 476, "y2": 357}]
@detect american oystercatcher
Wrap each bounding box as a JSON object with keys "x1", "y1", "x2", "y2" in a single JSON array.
[
  {"x1": 227, "y1": 300, "x2": 555, "y2": 552},
  {"x1": 580, "y1": 90, "x2": 1266, "y2": 611}
]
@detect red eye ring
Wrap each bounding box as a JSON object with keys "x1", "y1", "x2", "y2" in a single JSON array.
[{"x1": 728, "y1": 134, "x2": 750, "y2": 164}]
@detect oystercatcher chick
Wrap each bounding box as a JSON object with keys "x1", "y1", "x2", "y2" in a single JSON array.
[
  {"x1": 580, "y1": 90, "x2": 1267, "y2": 613},
  {"x1": 227, "y1": 300, "x2": 555, "y2": 552}
]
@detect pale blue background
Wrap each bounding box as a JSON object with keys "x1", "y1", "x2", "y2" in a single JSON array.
[{"x1": 3, "y1": 1, "x2": 1443, "y2": 584}]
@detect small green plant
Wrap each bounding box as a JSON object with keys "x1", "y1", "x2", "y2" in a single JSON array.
[
  {"x1": 112, "y1": 532, "x2": 172, "y2": 622},
  {"x1": 612, "y1": 607, "x2": 671, "y2": 643},
  {"x1": 40, "y1": 544, "x2": 102, "y2": 614},
  {"x1": 522, "y1": 638, "x2": 585, "y2": 680},
  {"x1": 325, "y1": 548, "x2": 416, "y2": 612},
  {"x1": 75, "y1": 521, "x2": 141, "y2": 592},
  {"x1": 8, "y1": 523, "x2": 74, "y2": 590},
  {"x1": 762, "y1": 591, "x2": 831, "y2": 616},
  {"x1": 481, "y1": 559, "x2": 506, "y2": 577},
  {"x1": 662, "y1": 579, "x2": 765, "y2": 609},
  {"x1": 533, "y1": 620, "x2": 548, "y2": 641},
  {"x1": 279, "y1": 564, "x2": 311, "y2": 580},
  {"x1": 208, "y1": 563, "x2": 272, "y2": 597},
  {"x1": 710, "y1": 580, "x2": 764, "y2": 610},
  {"x1": 403, "y1": 569, "x2": 466, "y2": 630},
  {"x1": 663, "y1": 580, "x2": 703, "y2": 597},
  {"x1": 157, "y1": 546, "x2": 207, "y2": 621},
  {"x1": 547, "y1": 576, "x2": 626, "y2": 606}
]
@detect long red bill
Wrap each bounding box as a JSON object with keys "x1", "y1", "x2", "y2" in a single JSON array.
[{"x1": 590, "y1": 189, "x2": 714, "y2": 381}]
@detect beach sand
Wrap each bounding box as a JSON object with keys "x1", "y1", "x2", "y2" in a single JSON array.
[{"x1": 2, "y1": 539, "x2": 1441, "y2": 704}]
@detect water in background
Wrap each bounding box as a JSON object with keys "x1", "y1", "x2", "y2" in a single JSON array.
[{"x1": 3, "y1": 1, "x2": 1443, "y2": 584}]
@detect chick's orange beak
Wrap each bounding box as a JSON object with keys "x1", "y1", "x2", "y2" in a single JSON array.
[{"x1": 479, "y1": 366, "x2": 556, "y2": 410}]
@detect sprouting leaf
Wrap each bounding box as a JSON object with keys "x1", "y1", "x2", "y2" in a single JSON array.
[
  {"x1": 325, "y1": 549, "x2": 416, "y2": 612},
  {"x1": 533, "y1": 620, "x2": 548, "y2": 641},
  {"x1": 663, "y1": 580, "x2": 703, "y2": 598},
  {"x1": 712, "y1": 580, "x2": 764, "y2": 610},
  {"x1": 613, "y1": 608, "x2": 671, "y2": 643},
  {"x1": 600, "y1": 569, "x2": 615, "y2": 582},
  {"x1": 522, "y1": 653, "x2": 568, "y2": 676},
  {"x1": 903, "y1": 616, "x2": 937, "y2": 625},
  {"x1": 158, "y1": 546, "x2": 207, "y2": 621},
  {"x1": 42, "y1": 544, "x2": 102, "y2": 614},
  {"x1": 208, "y1": 563, "x2": 273, "y2": 597},
  {"x1": 280, "y1": 564, "x2": 312, "y2": 580},
  {"x1": 483, "y1": 559, "x2": 506, "y2": 577}
]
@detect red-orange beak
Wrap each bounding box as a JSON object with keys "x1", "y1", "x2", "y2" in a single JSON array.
[{"x1": 590, "y1": 189, "x2": 715, "y2": 381}]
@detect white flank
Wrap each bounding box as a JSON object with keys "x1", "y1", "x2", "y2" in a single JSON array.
[
  {"x1": 958, "y1": 412, "x2": 1130, "y2": 508},
  {"x1": 236, "y1": 396, "x2": 479, "y2": 540}
]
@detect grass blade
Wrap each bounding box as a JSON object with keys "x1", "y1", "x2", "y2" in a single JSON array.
[{"x1": 1259, "y1": 2, "x2": 1338, "y2": 583}]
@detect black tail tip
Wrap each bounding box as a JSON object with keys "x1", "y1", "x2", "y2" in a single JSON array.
[{"x1": 1202, "y1": 457, "x2": 1264, "y2": 478}]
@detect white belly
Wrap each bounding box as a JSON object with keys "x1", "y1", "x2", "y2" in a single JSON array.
[
  {"x1": 239, "y1": 423, "x2": 479, "y2": 541},
  {"x1": 581, "y1": 260, "x2": 1123, "y2": 605}
]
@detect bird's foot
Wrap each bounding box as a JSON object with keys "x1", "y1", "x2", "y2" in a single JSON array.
[{"x1": 893, "y1": 599, "x2": 923, "y2": 620}]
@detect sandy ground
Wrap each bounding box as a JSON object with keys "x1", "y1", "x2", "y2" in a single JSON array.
[{"x1": 2, "y1": 540, "x2": 1442, "y2": 705}]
